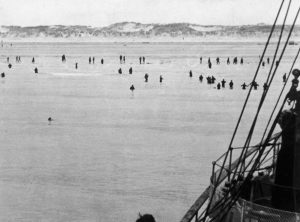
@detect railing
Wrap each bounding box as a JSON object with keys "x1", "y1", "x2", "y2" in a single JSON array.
[{"x1": 180, "y1": 133, "x2": 282, "y2": 222}]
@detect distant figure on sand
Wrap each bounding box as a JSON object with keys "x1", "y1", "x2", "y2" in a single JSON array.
[
  {"x1": 136, "y1": 214, "x2": 156, "y2": 222},
  {"x1": 62, "y1": 54, "x2": 66, "y2": 62},
  {"x1": 8, "y1": 64, "x2": 12, "y2": 69},
  {"x1": 92, "y1": 57, "x2": 95, "y2": 64},
  {"x1": 101, "y1": 58, "x2": 104, "y2": 64},
  {"x1": 89, "y1": 57, "x2": 91, "y2": 64},
  {"x1": 263, "y1": 82, "x2": 268, "y2": 91},
  {"x1": 160, "y1": 75, "x2": 163, "y2": 83},
  {"x1": 241, "y1": 82, "x2": 247, "y2": 90},
  {"x1": 1, "y1": 72, "x2": 5, "y2": 78},
  {"x1": 250, "y1": 81, "x2": 259, "y2": 90},
  {"x1": 189, "y1": 70, "x2": 193, "y2": 78},
  {"x1": 233, "y1": 57, "x2": 238, "y2": 64},
  {"x1": 227, "y1": 57, "x2": 230, "y2": 65},
  {"x1": 216, "y1": 57, "x2": 220, "y2": 64},
  {"x1": 208, "y1": 62, "x2": 212, "y2": 69},
  {"x1": 120, "y1": 55, "x2": 123, "y2": 64},
  {"x1": 129, "y1": 67, "x2": 133, "y2": 74},
  {"x1": 48, "y1": 117, "x2": 53, "y2": 125},
  {"x1": 211, "y1": 76, "x2": 216, "y2": 84},
  {"x1": 34, "y1": 67, "x2": 38, "y2": 74},
  {"x1": 75, "y1": 63, "x2": 78, "y2": 69},
  {"x1": 283, "y1": 73, "x2": 287, "y2": 82},
  {"x1": 130, "y1": 84, "x2": 135, "y2": 92},
  {"x1": 240, "y1": 57, "x2": 244, "y2": 65},
  {"x1": 32, "y1": 57, "x2": 35, "y2": 63},
  {"x1": 267, "y1": 57, "x2": 270, "y2": 64},
  {"x1": 217, "y1": 83, "x2": 221, "y2": 90},
  {"x1": 229, "y1": 80, "x2": 233, "y2": 89},
  {"x1": 118, "y1": 68, "x2": 122, "y2": 74},
  {"x1": 207, "y1": 76, "x2": 211, "y2": 84},
  {"x1": 221, "y1": 79, "x2": 226, "y2": 88},
  {"x1": 144, "y1": 73, "x2": 149, "y2": 82},
  {"x1": 139, "y1": 57, "x2": 142, "y2": 64},
  {"x1": 199, "y1": 75, "x2": 203, "y2": 82},
  {"x1": 200, "y1": 57, "x2": 202, "y2": 64}
]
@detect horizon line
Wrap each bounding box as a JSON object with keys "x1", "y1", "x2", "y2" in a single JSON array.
[{"x1": 0, "y1": 22, "x2": 281, "y2": 28}]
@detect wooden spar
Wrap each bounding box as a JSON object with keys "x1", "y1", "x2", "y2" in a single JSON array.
[
  {"x1": 180, "y1": 132, "x2": 281, "y2": 222},
  {"x1": 180, "y1": 186, "x2": 210, "y2": 222}
]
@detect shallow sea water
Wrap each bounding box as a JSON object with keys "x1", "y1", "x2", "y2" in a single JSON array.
[{"x1": 0, "y1": 42, "x2": 297, "y2": 221}]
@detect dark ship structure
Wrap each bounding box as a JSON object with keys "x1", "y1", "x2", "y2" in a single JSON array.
[{"x1": 181, "y1": 0, "x2": 300, "y2": 221}]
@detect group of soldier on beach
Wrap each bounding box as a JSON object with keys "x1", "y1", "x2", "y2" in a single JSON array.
[{"x1": 1, "y1": 53, "x2": 287, "y2": 93}]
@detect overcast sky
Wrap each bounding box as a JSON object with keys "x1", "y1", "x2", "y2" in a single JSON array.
[{"x1": 0, "y1": 0, "x2": 298, "y2": 27}]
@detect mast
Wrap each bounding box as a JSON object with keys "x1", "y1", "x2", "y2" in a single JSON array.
[{"x1": 272, "y1": 69, "x2": 300, "y2": 212}]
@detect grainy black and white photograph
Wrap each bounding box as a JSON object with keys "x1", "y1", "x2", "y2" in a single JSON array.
[{"x1": 1, "y1": 0, "x2": 300, "y2": 221}]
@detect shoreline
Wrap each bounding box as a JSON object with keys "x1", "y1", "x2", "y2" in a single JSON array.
[{"x1": 0, "y1": 38, "x2": 295, "y2": 44}]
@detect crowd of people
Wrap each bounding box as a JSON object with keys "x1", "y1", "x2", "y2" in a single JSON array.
[{"x1": 1, "y1": 54, "x2": 287, "y2": 93}]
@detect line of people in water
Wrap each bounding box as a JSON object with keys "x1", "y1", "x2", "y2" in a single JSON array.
[
  {"x1": 191, "y1": 70, "x2": 287, "y2": 90},
  {"x1": 1, "y1": 54, "x2": 287, "y2": 93},
  {"x1": 200, "y1": 57, "x2": 244, "y2": 67}
]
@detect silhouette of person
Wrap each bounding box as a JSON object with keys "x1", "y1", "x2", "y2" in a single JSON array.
[
  {"x1": 211, "y1": 76, "x2": 216, "y2": 84},
  {"x1": 139, "y1": 57, "x2": 142, "y2": 64},
  {"x1": 75, "y1": 63, "x2": 78, "y2": 69},
  {"x1": 229, "y1": 80, "x2": 233, "y2": 89},
  {"x1": 8, "y1": 64, "x2": 12, "y2": 69},
  {"x1": 120, "y1": 55, "x2": 123, "y2": 64},
  {"x1": 216, "y1": 57, "x2": 220, "y2": 64},
  {"x1": 208, "y1": 62, "x2": 212, "y2": 69},
  {"x1": 263, "y1": 82, "x2": 268, "y2": 91},
  {"x1": 118, "y1": 68, "x2": 122, "y2": 74},
  {"x1": 221, "y1": 79, "x2": 226, "y2": 88},
  {"x1": 240, "y1": 57, "x2": 244, "y2": 65},
  {"x1": 89, "y1": 57, "x2": 91, "y2": 64},
  {"x1": 233, "y1": 57, "x2": 237, "y2": 64},
  {"x1": 241, "y1": 82, "x2": 247, "y2": 90},
  {"x1": 262, "y1": 61, "x2": 265, "y2": 67},
  {"x1": 34, "y1": 67, "x2": 38, "y2": 74},
  {"x1": 283, "y1": 73, "x2": 287, "y2": 83},
  {"x1": 48, "y1": 117, "x2": 53, "y2": 125},
  {"x1": 207, "y1": 76, "x2": 211, "y2": 84},
  {"x1": 251, "y1": 81, "x2": 259, "y2": 90},
  {"x1": 189, "y1": 70, "x2": 193, "y2": 78},
  {"x1": 32, "y1": 57, "x2": 35, "y2": 63},
  {"x1": 217, "y1": 83, "x2": 221, "y2": 90},
  {"x1": 199, "y1": 75, "x2": 203, "y2": 82},
  {"x1": 130, "y1": 84, "x2": 135, "y2": 92},
  {"x1": 136, "y1": 214, "x2": 156, "y2": 222},
  {"x1": 62, "y1": 54, "x2": 66, "y2": 62},
  {"x1": 144, "y1": 73, "x2": 149, "y2": 82},
  {"x1": 1, "y1": 72, "x2": 5, "y2": 78},
  {"x1": 267, "y1": 57, "x2": 270, "y2": 64},
  {"x1": 200, "y1": 57, "x2": 202, "y2": 64},
  {"x1": 101, "y1": 58, "x2": 104, "y2": 64},
  {"x1": 159, "y1": 75, "x2": 163, "y2": 83},
  {"x1": 92, "y1": 57, "x2": 95, "y2": 64},
  {"x1": 227, "y1": 57, "x2": 230, "y2": 65},
  {"x1": 129, "y1": 67, "x2": 133, "y2": 74}
]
